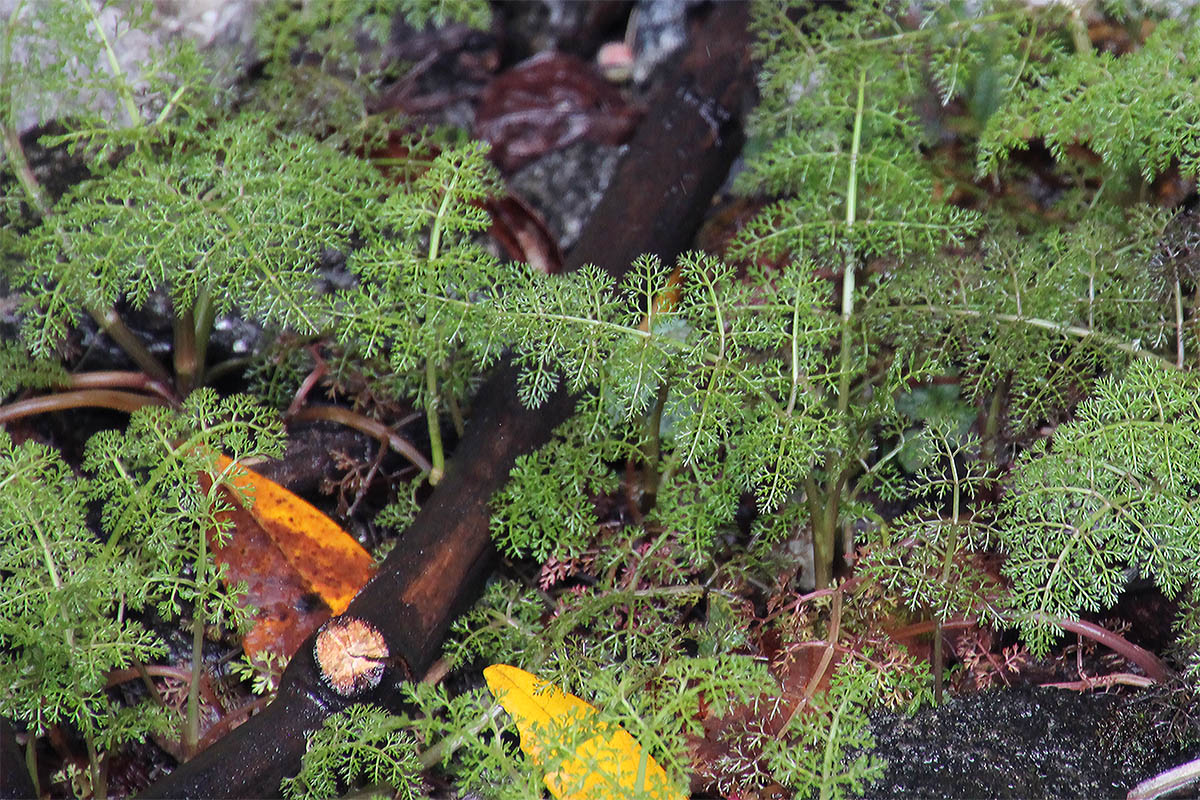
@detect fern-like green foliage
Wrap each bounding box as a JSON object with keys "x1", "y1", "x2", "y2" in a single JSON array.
[
  {"x1": 0, "y1": 390, "x2": 282, "y2": 782},
  {"x1": 733, "y1": 0, "x2": 992, "y2": 263},
  {"x1": 0, "y1": 429, "x2": 165, "y2": 741},
  {"x1": 12, "y1": 0, "x2": 1200, "y2": 794},
  {"x1": 978, "y1": 16, "x2": 1200, "y2": 183},
  {"x1": 258, "y1": 0, "x2": 489, "y2": 76},
  {"x1": 761, "y1": 662, "x2": 885, "y2": 800},
  {"x1": 880, "y1": 206, "x2": 1176, "y2": 429},
  {"x1": 82, "y1": 390, "x2": 284, "y2": 622},
  {"x1": 281, "y1": 704, "x2": 424, "y2": 800},
  {"x1": 338, "y1": 140, "x2": 499, "y2": 401},
  {"x1": 0, "y1": 340, "x2": 68, "y2": 400},
  {"x1": 0, "y1": 391, "x2": 282, "y2": 777},
  {"x1": 996, "y1": 360, "x2": 1200, "y2": 654},
  {"x1": 13, "y1": 113, "x2": 382, "y2": 357},
  {"x1": 461, "y1": 249, "x2": 847, "y2": 560},
  {"x1": 441, "y1": 572, "x2": 778, "y2": 797},
  {"x1": 1, "y1": 0, "x2": 215, "y2": 172},
  {"x1": 860, "y1": 424, "x2": 1001, "y2": 625},
  {"x1": 490, "y1": 416, "x2": 624, "y2": 561}
]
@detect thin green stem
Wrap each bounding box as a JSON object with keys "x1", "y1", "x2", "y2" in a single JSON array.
[
  {"x1": 79, "y1": 0, "x2": 141, "y2": 127},
  {"x1": 87, "y1": 305, "x2": 174, "y2": 384},
  {"x1": 980, "y1": 374, "x2": 1009, "y2": 464},
  {"x1": 174, "y1": 306, "x2": 197, "y2": 397},
  {"x1": 811, "y1": 69, "x2": 868, "y2": 590},
  {"x1": 642, "y1": 382, "x2": 670, "y2": 499},
  {"x1": 184, "y1": 485, "x2": 213, "y2": 760},
  {"x1": 445, "y1": 391, "x2": 465, "y2": 437},
  {"x1": 24, "y1": 735, "x2": 41, "y2": 799},
  {"x1": 785, "y1": 280, "x2": 803, "y2": 416},
  {"x1": 192, "y1": 288, "x2": 216, "y2": 388},
  {"x1": 417, "y1": 170, "x2": 461, "y2": 487},
  {"x1": 184, "y1": 606, "x2": 204, "y2": 760},
  {"x1": 804, "y1": 476, "x2": 834, "y2": 590},
  {"x1": 819, "y1": 684, "x2": 851, "y2": 800},
  {"x1": 1, "y1": 2, "x2": 51, "y2": 214},
  {"x1": 2, "y1": 124, "x2": 50, "y2": 214},
  {"x1": 1067, "y1": 7, "x2": 1093, "y2": 56},
  {"x1": 1174, "y1": 278, "x2": 1185, "y2": 369},
  {"x1": 836, "y1": 68, "x2": 866, "y2": 417},
  {"x1": 933, "y1": 448, "x2": 964, "y2": 704},
  {"x1": 84, "y1": 732, "x2": 107, "y2": 800},
  {"x1": 417, "y1": 703, "x2": 507, "y2": 770},
  {"x1": 910, "y1": 304, "x2": 1174, "y2": 366},
  {"x1": 424, "y1": 359, "x2": 445, "y2": 486}
]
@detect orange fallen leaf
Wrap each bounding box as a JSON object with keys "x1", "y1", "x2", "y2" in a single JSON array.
[
  {"x1": 210, "y1": 454, "x2": 373, "y2": 659},
  {"x1": 483, "y1": 664, "x2": 684, "y2": 800}
]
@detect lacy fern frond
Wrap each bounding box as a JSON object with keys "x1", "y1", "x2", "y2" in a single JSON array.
[
  {"x1": 0, "y1": 340, "x2": 68, "y2": 400},
  {"x1": 761, "y1": 661, "x2": 885, "y2": 800},
  {"x1": 2, "y1": 0, "x2": 215, "y2": 170},
  {"x1": 881, "y1": 206, "x2": 1175, "y2": 429},
  {"x1": 732, "y1": 0, "x2": 1008, "y2": 263},
  {"x1": 81, "y1": 389, "x2": 285, "y2": 622},
  {"x1": 282, "y1": 704, "x2": 424, "y2": 800},
  {"x1": 442, "y1": 572, "x2": 778, "y2": 796},
  {"x1": 13, "y1": 113, "x2": 382, "y2": 357},
  {"x1": 997, "y1": 360, "x2": 1200, "y2": 654},
  {"x1": 978, "y1": 17, "x2": 1200, "y2": 183},
  {"x1": 0, "y1": 429, "x2": 164, "y2": 740},
  {"x1": 490, "y1": 412, "x2": 627, "y2": 561},
  {"x1": 859, "y1": 425, "x2": 1002, "y2": 624},
  {"x1": 338, "y1": 140, "x2": 500, "y2": 385}
]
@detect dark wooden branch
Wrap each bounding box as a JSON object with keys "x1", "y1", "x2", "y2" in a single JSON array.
[{"x1": 139, "y1": 5, "x2": 751, "y2": 797}]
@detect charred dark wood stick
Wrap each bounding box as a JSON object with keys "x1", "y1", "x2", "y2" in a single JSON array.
[{"x1": 139, "y1": 5, "x2": 751, "y2": 797}]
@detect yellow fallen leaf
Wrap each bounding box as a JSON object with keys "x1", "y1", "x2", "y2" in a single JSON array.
[
  {"x1": 215, "y1": 454, "x2": 372, "y2": 615},
  {"x1": 483, "y1": 664, "x2": 685, "y2": 800}
]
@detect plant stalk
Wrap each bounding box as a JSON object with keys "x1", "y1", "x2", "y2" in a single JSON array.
[
  {"x1": 1175, "y1": 278, "x2": 1185, "y2": 369},
  {"x1": 87, "y1": 305, "x2": 174, "y2": 385},
  {"x1": 84, "y1": 733, "x2": 107, "y2": 800},
  {"x1": 0, "y1": 389, "x2": 168, "y2": 425},
  {"x1": 811, "y1": 68, "x2": 868, "y2": 590},
  {"x1": 174, "y1": 306, "x2": 198, "y2": 397},
  {"x1": 289, "y1": 405, "x2": 432, "y2": 474},
  {"x1": 24, "y1": 735, "x2": 41, "y2": 799},
  {"x1": 1, "y1": 124, "x2": 50, "y2": 214},
  {"x1": 192, "y1": 288, "x2": 216, "y2": 389},
  {"x1": 424, "y1": 359, "x2": 445, "y2": 485}
]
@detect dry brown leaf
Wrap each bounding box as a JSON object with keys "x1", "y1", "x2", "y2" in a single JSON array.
[{"x1": 210, "y1": 455, "x2": 374, "y2": 659}]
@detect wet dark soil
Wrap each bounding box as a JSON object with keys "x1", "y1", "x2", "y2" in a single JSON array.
[{"x1": 866, "y1": 686, "x2": 1200, "y2": 799}]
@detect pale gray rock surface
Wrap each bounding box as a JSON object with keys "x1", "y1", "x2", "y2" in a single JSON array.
[{"x1": 3, "y1": 0, "x2": 263, "y2": 135}]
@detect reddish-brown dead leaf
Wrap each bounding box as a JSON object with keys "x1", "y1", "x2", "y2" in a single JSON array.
[
  {"x1": 208, "y1": 455, "x2": 374, "y2": 660},
  {"x1": 485, "y1": 194, "x2": 564, "y2": 274},
  {"x1": 474, "y1": 51, "x2": 642, "y2": 172}
]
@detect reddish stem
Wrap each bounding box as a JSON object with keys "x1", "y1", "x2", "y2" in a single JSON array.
[
  {"x1": 0, "y1": 389, "x2": 168, "y2": 425},
  {"x1": 892, "y1": 615, "x2": 1169, "y2": 683},
  {"x1": 1041, "y1": 673, "x2": 1155, "y2": 691},
  {"x1": 289, "y1": 404, "x2": 433, "y2": 474},
  {"x1": 1054, "y1": 617, "x2": 1169, "y2": 682},
  {"x1": 285, "y1": 346, "x2": 328, "y2": 418},
  {"x1": 64, "y1": 371, "x2": 177, "y2": 403},
  {"x1": 105, "y1": 664, "x2": 224, "y2": 711}
]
